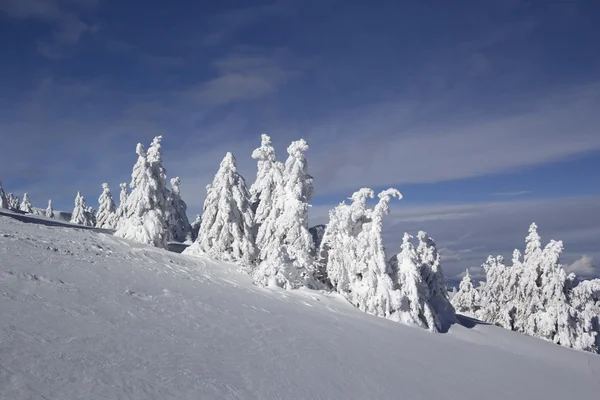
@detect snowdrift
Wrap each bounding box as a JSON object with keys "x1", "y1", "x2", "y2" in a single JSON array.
[{"x1": 1, "y1": 215, "x2": 599, "y2": 400}]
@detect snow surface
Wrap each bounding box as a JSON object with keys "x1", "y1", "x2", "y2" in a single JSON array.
[{"x1": 1, "y1": 214, "x2": 599, "y2": 400}]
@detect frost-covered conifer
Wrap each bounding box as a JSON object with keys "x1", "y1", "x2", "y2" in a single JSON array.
[
  {"x1": 115, "y1": 182, "x2": 128, "y2": 219},
  {"x1": 115, "y1": 137, "x2": 170, "y2": 248},
  {"x1": 184, "y1": 153, "x2": 256, "y2": 264},
  {"x1": 250, "y1": 134, "x2": 284, "y2": 225},
  {"x1": 355, "y1": 189, "x2": 402, "y2": 318},
  {"x1": 394, "y1": 233, "x2": 440, "y2": 331},
  {"x1": 45, "y1": 200, "x2": 54, "y2": 218},
  {"x1": 321, "y1": 188, "x2": 376, "y2": 293},
  {"x1": 86, "y1": 206, "x2": 97, "y2": 227},
  {"x1": 0, "y1": 181, "x2": 8, "y2": 209},
  {"x1": 569, "y1": 279, "x2": 600, "y2": 352},
  {"x1": 70, "y1": 192, "x2": 94, "y2": 226},
  {"x1": 477, "y1": 256, "x2": 515, "y2": 329},
  {"x1": 415, "y1": 231, "x2": 456, "y2": 331},
  {"x1": 167, "y1": 177, "x2": 192, "y2": 243},
  {"x1": 451, "y1": 270, "x2": 481, "y2": 315},
  {"x1": 19, "y1": 193, "x2": 33, "y2": 213},
  {"x1": 253, "y1": 139, "x2": 317, "y2": 289},
  {"x1": 7, "y1": 193, "x2": 19, "y2": 210},
  {"x1": 191, "y1": 214, "x2": 202, "y2": 241},
  {"x1": 513, "y1": 223, "x2": 544, "y2": 333},
  {"x1": 96, "y1": 183, "x2": 117, "y2": 229},
  {"x1": 321, "y1": 188, "x2": 402, "y2": 318},
  {"x1": 261, "y1": 140, "x2": 314, "y2": 262}
]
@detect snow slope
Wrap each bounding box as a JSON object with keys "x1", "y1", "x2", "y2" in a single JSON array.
[{"x1": 1, "y1": 215, "x2": 599, "y2": 400}]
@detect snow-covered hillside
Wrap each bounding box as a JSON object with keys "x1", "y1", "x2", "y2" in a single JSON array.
[{"x1": 1, "y1": 215, "x2": 599, "y2": 400}]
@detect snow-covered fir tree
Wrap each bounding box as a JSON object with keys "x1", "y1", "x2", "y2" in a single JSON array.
[
  {"x1": 415, "y1": 231, "x2": 456, "y2": 331},
  {"x1": 45, "y1": 199, "x2": 54, "y2": 218},
  {"x1": 115, "y1": 182, "x2": 128, "y2": 220},
  {"x1": 477, "y1": 255, "x2": 515, "y2": 329},
  {"x1": 70, "y1": 192, "x2": 94, "y2": 226},
  {"x1": 7, "y1": 193, "x2": 20, "y2": 210},
  {"x1": 253, "y1": 139, "x2": 317, "y2": 289},
  {"x1": 320, "y1": 188, "x2": 375, "y2": 292},
  {"x1": 115, "y1": 137, "x2": 170, "y2": 248},
  {"x1": 19, "y1": 193, "x2": 33, "y2": 213},
  {"x1": 451, "y1": 270, "x2": 481, "y2": 315},
  {"x1": 184, "y1": 153, "x2": 257, "y2": 264},
  {"x1": 191, "y1": 214, "x2": 202, "y2": 241},
  {"x1": 86, "y1": 206, "x2": 97, "y2": 226},
  {"x1": 0, "y1": 180, "x2": 8, "y2": 209},
  {"x1": 96, "y1": 183, "x2": 117, "y2": 229},
  {"x1": 167, "y1": 177, "x2": 192, "y2": 243},
  {"x1": 321, "y1": 188, "x2": 402, "y2": 319},
  {"x1": 569, "y1": 278, "x2": 600, "y2": 352},
  {"x1": 249, "y1": 134, "x2": 284, "y2": 225},
  {"x1": 393, "y1": 233, "x2": 440, "y2": 332}
]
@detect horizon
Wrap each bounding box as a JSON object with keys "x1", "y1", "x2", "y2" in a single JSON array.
[{"x1": 1, "y1": 0, "x2": 599, "y2": 278}]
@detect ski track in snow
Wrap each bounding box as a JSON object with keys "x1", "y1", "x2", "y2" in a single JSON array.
[{"x1": 1, "y1": 215, "x2": 599, "y2": 400}]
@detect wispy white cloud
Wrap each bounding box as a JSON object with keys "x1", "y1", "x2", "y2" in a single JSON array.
[
  {"x1": 104, "y1": 40, "x2": 184, "y2": 70},
  {"x1": 492, "y1": 191, "x2": 531, "y2": 197},
  {"x1": 202, "y1": 0, "x2": 299, "y2": 45},
  {"x1": 302, "y1": 83, "x2": 600, "y2": 196},
  {"x1": 183, "y1": 50, "x2": 297, "y2": 106},
  {"x1": 0, "y1": 0, "x2": 98, "y2": 58},
  {"x1": 565, "y1": 255, "x2": 598, "y2": 279}
]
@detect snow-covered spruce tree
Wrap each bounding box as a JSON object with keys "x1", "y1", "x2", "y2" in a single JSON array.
[
  {"x1": 45, "y1": 200, "x2": 54, "y2": 218},
  {"x1": 191, "y1": 214, "x2": 202, "y2": 241},
  {"x1": 321, "y1": 188, "x2": 376, "y2": 294},
  {"x1": 167, "y1": 177, "x2": 192, "y2": 243},
  {"x1": 569, "y1": 278, "x2": 600, "y2": 352},
  {"x1": 249, "y1": 134, "x2": 284, "y2": 225},
  {"x1": 0, "y1": 180, "x2": 8, "y2": 209},
  {"x1": 529, "y1": 240, "x2": 597, "y2": 351},
  {"x1": 322, "y1": 188, "x2": 402, "y2": 318},
  {"x1": 70, "y1": 192, "x2": 94, "y2": 226},
  {"x1": 86, "y1": 206, "x2": 97, "y2": 226},
  {"x1": 354, "y1": 189, "x2": 403, "y2": 318},
  {"x1": 451, "y1": 270, "x2": 481, "y2": 315},
  {"x1": 393, "y1": 233, "x2": 440, "y2": 332},
  {"x1": 184, "y1": 152, "x2": 257, "y2": 264},
  {"x1": 7, "y1": 193, "x2": 19, "y2": 210},
  {"x1": 20, "y1": 193, "x2": 33, "y2": 213},
  {"x1": 513, "y1": 222, "x2": 545, "y2": 333},
  {"x1": 115, "y1": 182, "x2": 128, "y2": 220},
  {"x1": 416, "y1": 231, "x2": 456, "y2": 330},
  {"x1": 96, "y1": 183, "x2": 117, "y2": 229},
  {"x1": 477, "y1": 256, "x2": 515, "y2": 329},
  {"x1": 115, "y1": 137, "x2": 170, "y2": 248},
  {"x1": 253, "y1": 139, "x2": 317, "y2": 289}
]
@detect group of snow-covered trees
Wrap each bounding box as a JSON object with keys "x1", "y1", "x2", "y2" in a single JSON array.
[
  {"x1": 0, "y1": 140, "x2": 195, "y2": 240},
  {"x1": 105, "y1": 133, "x2": 453, "y2": 332},
  {"x1": 319, "y1": 189, "x2": 455, "y2": 332},
  {"x1": 0, "y1": 181, "x2": 49, "y2": 217},
  {"x1": 169, "y1": 134, "x2": 455, "y2": 332},
  {"x1": 452, "y1": 223, "x2": 600, "y2": 353},
  {"x1": 0, "y1": 181, "x2": 34, "y2": 214}
]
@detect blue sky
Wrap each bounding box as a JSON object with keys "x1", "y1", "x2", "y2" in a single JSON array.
[{"x1": 1, "y1": 0, "x2": 599, "y2": 278}]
